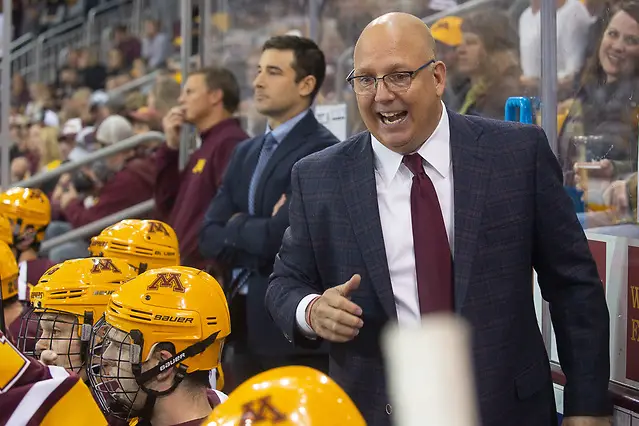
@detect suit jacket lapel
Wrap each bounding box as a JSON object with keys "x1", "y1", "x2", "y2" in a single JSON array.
[
  {"x1": 448, "y1": 111, "x2": 491, "y2": 310},
  {"x1": 254, "y1": 112, "x2": 316, "y2": 213},
  {"x1": 340, "y1": 132, "x2": 397, "y2": 320}
]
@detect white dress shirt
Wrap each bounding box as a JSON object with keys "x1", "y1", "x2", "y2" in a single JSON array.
[{"x1": 295, "y1": 105, "x2": 455, "y2": 335}]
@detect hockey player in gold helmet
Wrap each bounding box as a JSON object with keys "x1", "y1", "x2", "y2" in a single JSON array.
[
  {"x1": 204, "y1": 366, "x2": 366, "y2": 426},
  {"x1": 89, "y1": 219, "x2": 180, "y2": 274},
  {"x1": 0, "y1": 188, "x2": 55, "y2": 310},
  {"x1": 18, "y1": 257, "x2": 138, "y2": 379},
  {"x1": 88, "y1": 266, "x2": 230, "y2": 425},
  {"x1": 0, "y1": 241, "x2": 20, "y2": 341}
]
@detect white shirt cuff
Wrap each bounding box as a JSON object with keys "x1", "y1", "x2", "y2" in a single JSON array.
[{"x1": 295, "y1": 294, "x2": 321, "y2": 338}]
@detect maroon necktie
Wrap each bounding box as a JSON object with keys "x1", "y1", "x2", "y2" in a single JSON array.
[{"x1": 403, "y1": 153, "x2": 453, "y2": 314}]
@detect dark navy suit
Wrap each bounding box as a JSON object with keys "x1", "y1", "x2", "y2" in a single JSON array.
[
  {"x1": 199, "y1": 111, "x2": 338, "y2": 382},
  {"x1": 266, "y1": 111, "x2": 610, "y2": 426}
]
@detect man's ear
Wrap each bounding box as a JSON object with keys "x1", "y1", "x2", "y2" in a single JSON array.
[
  {"x1": 153, "y1": 349, "x2": 176, "y2": 383},
  {"x1": 298, "y1": 75, "x2": 317, "y2": 99},
  {"x1": 433, "y1": 61, "x2": 447, "y2": 98},
  {"x1": 208, "y1": 88, "x2": 223, "y2": 106}
]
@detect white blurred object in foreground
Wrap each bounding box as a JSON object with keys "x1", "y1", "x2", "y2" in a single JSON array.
[{"x1": 382, "y1": 314, "x2": 480, "y2": 426}]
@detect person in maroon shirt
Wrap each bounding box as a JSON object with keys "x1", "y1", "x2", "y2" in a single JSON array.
[
  {"x1": 155, "y1": 67, "x2": 248, "y2": 273},
  {"x1": 57, "y1": 114, "x2": 156, "y2": 229},
  {"x1": 112, "y1": 24, "x2": 142, "y2": 67}
]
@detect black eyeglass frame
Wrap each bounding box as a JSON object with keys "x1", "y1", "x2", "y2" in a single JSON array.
[{"x1": 346, "y1": 59, "x2": 437, "y2": 94}]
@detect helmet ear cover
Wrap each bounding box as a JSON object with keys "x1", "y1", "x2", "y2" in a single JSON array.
[{"x1": 125, "y1": 329, "x2": 220, "y2": 398}]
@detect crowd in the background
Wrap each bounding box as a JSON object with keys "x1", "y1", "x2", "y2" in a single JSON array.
[
  {"x1": 7, "y1": 0, "x2": 639, "y2": 249},
  {"x1": 0, "y1": 0, "x2": 636, "y2": 424}
]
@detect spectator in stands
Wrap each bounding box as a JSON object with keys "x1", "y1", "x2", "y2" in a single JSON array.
[
  {"x1": 106, "y1": 73, "x2": 132, "y2": 91},
  {"x1": 59, "y1": 87, "x2": 92, "y2": 126},
  {"x1": 571, "y1": 1, "x2": 639, "y2": 228},
  {"x1": 112, "y1": 24, "x2": 141, "y2": 67},
  {"x1": 148, "y1": 74, "x2": 181, "y2": 116},
  {"x1": 129, "y1": 106, "x2": 163, "y2": 157},
  {"x1": 55, "y1": 66, "x2": 80, "y2": 100},
  {"x1": 11, "y1": 74, "x2": 30, "y2": 112},
  {"x1": 124, "y1": 91, "x2": 146, "y2": 112},
  {"x1": 199, "y1": 35, "x2": 337, "y2": 388},
  {"x1": 131, "y1": 57, "x2": 147, "y2": 79},
  {"x1": 58, "y1": 118, "x2": 89, "y2": 162},
  {"x1": 430, "y1": 16, "x2": 467, "y2": 111},
  {"x1": 561, "y1": 1, "x2": 639, "y2": 177},
  {"x1": 519, "y1": 0, "x2": 592, "y2": 92},
  {"x1": 106, "y1": 48, "x2": 128, "y2": 78},
  {"x1": 141, "y1": 18, "x2": 171, "y2": 70},
  {"x1": 155, "y1": 67, "x2": 248, "y2": 270},
  {"x1": 40, "y1": 0, "x2": 66, "y2": 31},
  {"x1": 77, "y1": 48, "x2": 107, "y2": 91},
  {"x1": 25, "y1": 83, "x2": 58, "y2": 127},
  {"x1": 129, "y1": 106, "x2": 161, "y2": 135},
  {"x1": 456, "y1": 11, "x2": 522, "y2": 120},
  {"x1": 65, "y1": 0, "x2": 85, "y2": 19},
  {"x1": 10, "y1": 158, "x2": 30, "y2": 183},
  {"x1": 90, "y1": 93, "x2": 126, "y2": 127},
  {"x1": 20, "y1": 2, "x2": 39, "y2": 35},
  {"x1": 31, "y1": 125, "x2": 61, "y2": 172},
  {"x1": 9, "y1": 114, "x2": 29, "y2": 162},
  {"x1": 49, "y1": 115, "x2": 155, "y2": 262}
]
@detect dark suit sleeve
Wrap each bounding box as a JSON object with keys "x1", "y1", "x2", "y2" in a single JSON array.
[
  {"x1": 266, "y1": 161, "x2": 324, "y2": 347},
  {"x1": 199, "y1": 145, "x2": 291, "y2": 270},
  {"x1": 217, "y1": 196, "x2": 292, "y2": 263},
  {"x1": 531, "y1": 127, "x2": 611, "y2": 417},
  {"x1": 199, "y1": 148, "x2": 241, "y2": 262}
]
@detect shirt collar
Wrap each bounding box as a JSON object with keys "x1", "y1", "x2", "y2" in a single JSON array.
[
  {"x1": 265, "y1": 109, "x2": 310, "y2": 144},
  {"x1": 371, "y1": 102, "x2": 450, "y2": 184}
]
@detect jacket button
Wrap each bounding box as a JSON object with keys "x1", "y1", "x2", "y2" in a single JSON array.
[{"x1": 385, "y1": 404, "x2": 392, "y2": 415}]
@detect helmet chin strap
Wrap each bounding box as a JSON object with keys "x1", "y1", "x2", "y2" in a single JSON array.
[{"x1": 128, "y1": 331, "x2": 219, "y2": 424}]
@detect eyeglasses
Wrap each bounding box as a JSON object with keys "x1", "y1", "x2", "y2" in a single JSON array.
[{"x1": 346, "y1": 59, "x2": 436, "y2": 95}]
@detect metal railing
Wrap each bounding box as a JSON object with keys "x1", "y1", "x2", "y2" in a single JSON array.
[
  {"x1": 106, "y1": 70, "x2": 161, "y2": 99},
  {"x1": 1, "y1": 32, "x2": 36, "y2": 81},
  {"x1": 12, "y1": 131, "x2": 165, "y2": 189},
  {"x1": 39, "y1": 199, "x2": 156, "y2": 253},
  {"x1": 27, "y1": 0, "x2": 143, "y2": 84},
  {"x1": 86, "y1": 0, "x2": 138, "y2": 61},
  {"x1": 34, "y1": 17, "x2": 85, "y2": 83}
]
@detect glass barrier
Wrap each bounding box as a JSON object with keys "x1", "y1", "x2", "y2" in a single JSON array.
[
  {"x1": 529, "y1": 0, "x2": 639, "y2": 420},
  {"x1": 551, "y1": 1, "x2": 639, "y2": 234}
]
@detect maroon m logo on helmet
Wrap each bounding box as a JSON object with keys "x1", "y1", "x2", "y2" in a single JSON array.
[
  {"x1": 148, "y1": 222, "x2": 170, "y2": 237},
  {"x1": 240, "y1": 396, "x2": 286, "y2": 423},
  {"x1": 146, "y1": 273, "x2": 185, "y2": 293},
  {"x1": 91, "y1": 259, "x2": 122, "y2": 274}
]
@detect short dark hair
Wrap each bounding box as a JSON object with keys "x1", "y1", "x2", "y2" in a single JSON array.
[
  {"x1": 262, "y1": 35, "x2": 326, "y2": 102},
  {"x1": 189, "y1": 67, "x2": 241, "y2": 114}
]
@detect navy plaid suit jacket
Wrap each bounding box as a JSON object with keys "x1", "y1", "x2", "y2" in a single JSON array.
[{"x1": 266, "y1": 110, "x2": 610, "y2": 426}]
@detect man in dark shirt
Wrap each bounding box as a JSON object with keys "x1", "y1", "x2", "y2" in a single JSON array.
[{"x1": 155, "y1": 67, "x2": 248, "y2": 271}]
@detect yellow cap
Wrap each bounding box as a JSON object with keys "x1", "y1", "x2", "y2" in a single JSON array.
[{"x1": 431, "y1": 16, "x2": 463, "y2": 47}]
